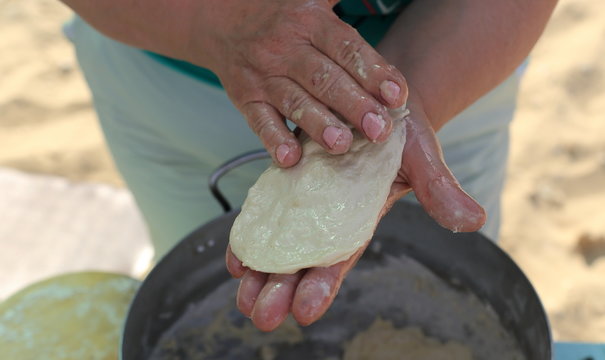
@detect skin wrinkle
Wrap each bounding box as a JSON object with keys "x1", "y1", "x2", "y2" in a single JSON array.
[
  {"x1": 339, "y1": 39, "x2": 369, "y2": 81},
  {"x1": 311, "y1": 63, "x2": 332, "y2": 87},
  {"x1": 244, "y1": 103, "x2": 287, "y2": 148},
  {"x1": 281, "y1": 98, "x2": 293, "y2": 114},
  {"x1": 312, "y1": 64, "x2": 343, "y2": 103},
  {"x1": 268, "y1": 78, "x2": 350, "y2": 144}
]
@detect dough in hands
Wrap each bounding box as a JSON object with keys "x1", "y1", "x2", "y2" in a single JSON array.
[{"x1": 229, "y1": 109, "x2": 408, "y2": 274}]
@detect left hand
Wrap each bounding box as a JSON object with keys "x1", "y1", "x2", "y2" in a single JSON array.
[{"x1": 225, "y1": 95, "x2": 486, "y2": 331}]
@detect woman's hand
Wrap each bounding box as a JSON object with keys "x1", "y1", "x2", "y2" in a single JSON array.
[
  {"x1": 61, "y1": 0, "x2": 408, "y2": 165},
  {"x1": 186, "y1": 0, "x2": 408, "y2": 166},
  {"x1": 224, "y1": 94, "x2": 486, "y2": 331}
]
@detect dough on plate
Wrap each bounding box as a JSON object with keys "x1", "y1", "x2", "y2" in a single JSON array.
[{"x1": 229, "y1": 109, "x2": 408, "y2": 274}]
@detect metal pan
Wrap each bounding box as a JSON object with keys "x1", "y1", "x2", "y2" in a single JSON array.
[{"x1": 121, "y1": 151, "x2": 552, "y2": 360}]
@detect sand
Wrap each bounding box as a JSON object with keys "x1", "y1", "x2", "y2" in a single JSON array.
[
  {"x1": 499, "y1": 0, "x2": 605, "y2": 341},
  {"x1": 1, "y1": 0, "x2": 603, "y2": 342},
  {"x1": 0, "y1": 0, "x2": 122, "y2": 187}
]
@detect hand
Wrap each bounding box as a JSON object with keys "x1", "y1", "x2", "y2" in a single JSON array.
[
  {"x1": 186, "y1": 0, "x2": 408, "y2": 167},
  {"x1": 225, "y1": 94, "x2": 486, "y2": 331}
]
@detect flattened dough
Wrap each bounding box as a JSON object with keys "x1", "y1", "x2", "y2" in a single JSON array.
[
  {"x1": 0, "y1": 272, "x2": 139, "y2": 360},
  {"x1": 229, "y1": 109, "x2": 408, "y2": 274}
]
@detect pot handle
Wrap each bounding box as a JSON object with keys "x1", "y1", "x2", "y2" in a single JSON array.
[{"x1": 208, "y1": 149, "x2": 271, "y2": 213}]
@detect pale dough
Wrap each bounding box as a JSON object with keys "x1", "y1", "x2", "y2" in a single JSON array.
[
  {"x1": 343, "y1": 318, "x2": 474, "y2": 360},
  {"x1": 0, "y1": 272, "x2": 139, "y2": 360},
  {"x1": 229, "y1": 108, "x2": 408, "y2": 274}
]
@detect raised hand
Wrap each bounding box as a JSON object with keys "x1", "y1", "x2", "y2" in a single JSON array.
[{"x1": 186, "y1": 0, "x2": 408, "y2": 167}]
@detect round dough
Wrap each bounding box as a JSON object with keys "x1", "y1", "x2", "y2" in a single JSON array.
[
  {"x1": 230, "y1": 110, "x2": 408, "y2": 273},
  {"x1": 0, "y1": 272, "x2": 139, "y2": 360}
]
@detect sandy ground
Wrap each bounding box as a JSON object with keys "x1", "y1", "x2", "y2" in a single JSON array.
[{"x1": 1, "y1": 0, "x2": 604, "y2": 342}]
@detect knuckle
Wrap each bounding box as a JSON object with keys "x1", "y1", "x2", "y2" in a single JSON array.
[
  {"x1": 310, "y1": 64, "x2": 344, "y2": 101},
  {"x1": 284, "y1": 89, "x2": 311, "y2": 120},
  {"x1": 262, "y1": 78, "x2": 296, "y2": 116},
  {"x1": 259, "y1": 124, "x2": 283, "y2": 148},
  {"x1": 336, "y1": 38, "x2": 369, "y2": 78},
  {"x1": 244, "y1": 103, "x2": 274, "y2": 138},
  {"x1": 243, "y1": 103, "x2": 290, "y2": 151},
  {"x1": 337, "y1": 39, "x2": 364, "y2": 65},
  {"x1": 251, "y1": 116, "x2": 269, "y2": 138}
]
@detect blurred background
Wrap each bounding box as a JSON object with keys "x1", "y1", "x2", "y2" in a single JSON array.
[{"x1": 1, "y1": 0, "x2": 603, "y2": 342}]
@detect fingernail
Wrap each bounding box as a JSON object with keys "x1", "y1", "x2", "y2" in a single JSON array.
[
  {"x1": 276, "y1": 144, "x2": 290, "y2": 164},
  {"x1": 322, "y1": 126, "x2": 343, "y2": 149},
  {"x1": 362, "y1": 112, "x2": 385, "y2": 141},
  {"x1": 380, "y1": 80, "x2": 400, "y2": 105}
]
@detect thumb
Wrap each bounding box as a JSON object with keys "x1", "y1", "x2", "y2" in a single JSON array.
[{"x1": 400, "y1": 112, "x2": 486, "y2": 232}]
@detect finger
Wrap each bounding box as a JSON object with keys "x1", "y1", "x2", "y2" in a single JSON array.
[
  {"x1": 287, "y1": 46, "x2": 395, "y2": 143},
  {"x1": 401, "y1": 112, "x2": 486, "y2": 232},
  {"x1": 292, "y1": 245, "x2": 366, "y2": 326},
  {"x1": 251, "y1": 272, "x2": 304, "y2": 332},
  {"x1": 236, "y1": 270, "x2": 268, "y2": 317},
  {"x1": 312, "y1": 18, "x2": 408, "y2": 108},
  {"x1": 225, "y1": 245, "x2": 247, "y2": 278},
  {"x1": 241, "y1": 101, "x2": 302, "y2": 167},
  {"x1": 264, "y1": 77, "x2": 354, "y2": 154}
]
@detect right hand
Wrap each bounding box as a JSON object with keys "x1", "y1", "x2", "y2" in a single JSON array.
[{"x1": 184, "y1": 0, "x2": 408, "y2": 166}]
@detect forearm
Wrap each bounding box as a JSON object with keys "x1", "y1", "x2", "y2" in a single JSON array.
[
  {"x1": 60, "y1": 0, "x2": 197, "y2": 62},
  {"x1": 377, "y1": 0, "x2": 557, "y2": 130}
]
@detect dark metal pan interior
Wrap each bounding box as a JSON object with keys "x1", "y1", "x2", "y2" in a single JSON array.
[{"x1": 121, "y1": 202, "x2": 551, "y2": 359}]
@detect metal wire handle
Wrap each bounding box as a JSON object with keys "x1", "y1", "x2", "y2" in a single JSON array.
[{"x1": 208, "y1": 149, "x2": 271, "y2": 213}]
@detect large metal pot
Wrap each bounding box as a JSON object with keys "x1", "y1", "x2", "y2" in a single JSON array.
[{"x1": 121, "y1": 151, "x2": 552, "y2": 359}]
